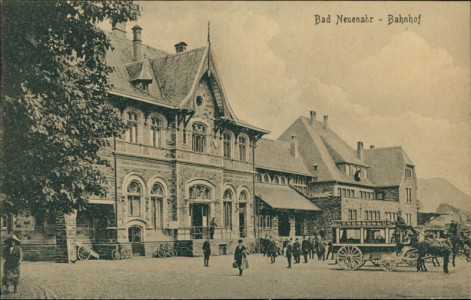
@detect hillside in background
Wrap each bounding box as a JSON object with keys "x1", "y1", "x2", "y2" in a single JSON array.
[{"x1": 417, "y1": 177, "x2": 471, "y2": 212}]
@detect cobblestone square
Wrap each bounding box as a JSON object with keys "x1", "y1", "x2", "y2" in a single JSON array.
[{"x1": 2, "y1": 254, "x2": 470, "y2": 299}]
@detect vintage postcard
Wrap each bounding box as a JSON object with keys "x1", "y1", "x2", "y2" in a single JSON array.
[{"x1": 1, "y1": 1, "x2": 470, "y2": 299}]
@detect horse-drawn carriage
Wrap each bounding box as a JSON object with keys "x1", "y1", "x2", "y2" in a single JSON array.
[{"x1": 332, "y1": 220, "x2": 418, "y2": 271}]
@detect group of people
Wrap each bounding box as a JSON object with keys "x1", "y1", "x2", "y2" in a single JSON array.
[{"x1": 260, "y1": 235, "x2": 334, "y2": 268}]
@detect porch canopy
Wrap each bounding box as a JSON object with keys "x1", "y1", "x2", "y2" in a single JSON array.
[{"x1": 255, "y1": 183, "x2": 321, "y2": 211}]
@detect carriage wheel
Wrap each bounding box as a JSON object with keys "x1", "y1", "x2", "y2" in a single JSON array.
[
  {"x1": 404, "y1": 249, "x2": 419, "y2": 266},
  {"x1": 111, "y1": 249, "x2": 121, "y2": 260},
  {"x1": 157, "y1": 248, "x2": 167, "y2": 258},
  {"x1": 380, "y1": 256, "x2": 398, "y2": 272},
  {"x1": 77, "y1": 246, "x2": 91, "y2": 261},
  {"x1": 337, "y1": 246, "x2": 363, "y2": 270}
]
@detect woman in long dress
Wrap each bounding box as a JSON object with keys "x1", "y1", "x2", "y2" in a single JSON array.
[{"x1": 2, "y1": 235, "x2": 22, "y2": 294}]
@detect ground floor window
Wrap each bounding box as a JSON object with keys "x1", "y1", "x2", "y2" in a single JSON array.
[
  {"x1": 258, "y1": 214, "x2": 272, "y2": 229},
  {"x1": 224, "y1": 202, "x2": 232, "y2": 230}
]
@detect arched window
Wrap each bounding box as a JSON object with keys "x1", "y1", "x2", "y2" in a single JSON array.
[
  {"x1": 127, "y1": 180, "x2": 142, "y2": 217},
  {"x1": 239, "y1": 190, "x2": 248, "y2": 202},
  {"x1": 150, "y1": 117, "x2": 163, "y2": 148},
  {"x1": 223, "y1": 189, "x2": 233, "y2": 230},
  {"x1": 223, "y1": 132, "x2": 232, "y2": 159},
  {"x1": 192, "y1": 123, "x2": 207, "y2": 153},
  {"x1": 127, "y1": 112, "x2": 138, "y2": 144},
  {"x1": 239, "y1": 136, "x2": 247, "y2": 162},
  {"x1": 150, "y1": 183, "x2": 164, "y2": 229}
]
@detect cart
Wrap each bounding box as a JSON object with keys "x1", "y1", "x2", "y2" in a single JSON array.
[
  {"x1": 332, "y1": 220, "x2": 418, "y2": 271},
  {"x1": 75, "y1": 241, "x2": 100, "y2": 260}
]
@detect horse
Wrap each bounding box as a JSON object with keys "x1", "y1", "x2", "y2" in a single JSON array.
[{"x1": 413, "y1": 235, "x2": 452, "y2": 273}]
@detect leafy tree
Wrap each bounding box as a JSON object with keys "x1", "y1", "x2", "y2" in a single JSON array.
[{"x1": 2, "y1": 1, "x2": 140, "y2": 217}]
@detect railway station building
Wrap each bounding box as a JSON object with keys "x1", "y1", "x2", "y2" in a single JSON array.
[{"x1": 1, "y1": 22, "x2": 418, "y2": 260}]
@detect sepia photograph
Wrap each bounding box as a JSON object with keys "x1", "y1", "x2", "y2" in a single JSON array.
[{"x1": 1, "y1": 1, "x2": 470, "y2": 299}]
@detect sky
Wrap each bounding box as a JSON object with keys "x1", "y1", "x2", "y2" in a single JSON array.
[{"x1": 102, "y1": 1, "x2": 470, "y2": 197}]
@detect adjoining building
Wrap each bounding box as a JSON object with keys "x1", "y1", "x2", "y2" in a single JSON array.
[
  {"x1": 1, "y1": 22, "x2": 418, "y2": 260},
  {"x1": 277, "y1": 112, "x2": 418, "y2": 239}
]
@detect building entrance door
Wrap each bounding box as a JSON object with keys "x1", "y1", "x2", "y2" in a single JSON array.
[
  {"x1": 191, "y1": 203, "x2": 210, "y2": 239},
  {"x1": 278, "y1": 212, "x2": 290, "y2": 237},
  {"x1": 128, "y1": 226, "x2": 144, "y2": 256}
]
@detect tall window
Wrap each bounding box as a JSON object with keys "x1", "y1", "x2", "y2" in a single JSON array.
[
  {"x1": 406, "y1": 188, "x2": 412, "y2": 203},
  {"x1": 280, "y1": 177, "x2": 287, "y2": 185},
  {"x1": 127, "y1": 180, "x2": 142, "y2": 217},
  {"x1": 127, "y1": 112, "x2": 138, "y2": 143},
  {"x1": 223, "y1": 133, "x2": 232, "y2": 158},
  {"x1": 150, "y1": 117, "x2": 163, "y2": 148},
  {"x1": 192, "y1": 123, "x2": 207, "y2": 153},
  {"x1": 239, "y1": 136, "x2": 247, "y2": 162},
  {"x1": 150, "y1": 183, "x2": 164, "y2": 229},
  {"x1": 223, "y1": 190, "x2": 233, "y2": 230},
  {"x1": 406, "y1": 213, "x2": 412, "y2": 225}
]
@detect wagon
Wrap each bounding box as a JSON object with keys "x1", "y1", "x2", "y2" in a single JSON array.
[{"x1": 332, "y1": 220, "x2": 417, "y2": 271}]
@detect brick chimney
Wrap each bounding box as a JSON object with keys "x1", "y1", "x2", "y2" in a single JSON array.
[
  {"x1": 309, "y1": 111, "x2": 317, "y2": 125},
  {"x1": 132, "y1": 25, "x2": 143, "y2": 61},
  {"x1": 112, "y1": 21, "x2": 127, "y2": 40},
  {"x1": 175, "y1": 42, "x2": 188, "y2": 53},
  {"x1": 357, "y1": 141, "x2": 364, "y2": 161},
  {"x1": 323, "y1": 115, "x2": 329, "y2": 129},
  {"x1": 290, "y1": 135, "x2": 298, "y2": 158}
]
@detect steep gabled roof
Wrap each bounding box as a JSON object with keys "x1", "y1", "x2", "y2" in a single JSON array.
[
  {"x1": 364, "y1": 146, "x2": 414, "y2": 187},
  {"x1": 255, "y1": 138, "x2": 311, "y2": 176},
  {"x1": 105, "y1": 29, "x2": 267, "y2": 133},
  {"x1": 278, "y1": 117, "x2": 373, "y2": 186},
  {"x1": 152, "y1": 47, "x2": 207, "y2": 105}
]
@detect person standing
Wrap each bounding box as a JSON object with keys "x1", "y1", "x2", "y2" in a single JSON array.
[
  {"x1": 268, "y1": 237, "x2": 277, "y2": 264},
  {"x1": 202, "y1": 238, "x2": 211, "y2": 267},
  {"x1": 209, "y1": 217, "x2": 218, "y2": 239},
  {"x1": 326, "y1": 240, "x2": 334, "y2": 260},
  {"x1": 234, "y1": 239, "x2": 249, "y2": 276},
  {"x1": 285, "y1": 238, "x2": 293, "y2": 268},
  {"x1": 301, "y1": 235, "x2": 310, "y2": 263},
  {"x1": 448, "y1": 220, "x2": 459, "y2": 238},
  {"x1": 293, "y1": 238, "x2": 301, "y2": 263},
  {"x1": 2, "y1": 235, "x2": 22, "y2": 294},
  {"x1": 309, "y1": 236, "x2": 315, "y2": 259}
]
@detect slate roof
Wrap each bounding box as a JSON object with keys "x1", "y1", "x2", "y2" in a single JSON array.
[
  {"x1": 105, "y1": 29, "x2": 268, "y2": 133},
  {"x1": 278, "y1": 117, "x2": 374, "y2": 186},
  {"x1": 255, "y1": 139, "x2": 311, "y2": 176},
  {"x1": 255, "y1": 183, "x2": 321, "y2": 211},
  {"x1": 363, "y1": 146, "x2": 414, "y2": 187}
]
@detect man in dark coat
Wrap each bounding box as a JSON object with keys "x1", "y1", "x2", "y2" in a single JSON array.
[
  {"x1": 293, "y1": 238, "x2": 301, "y2": 263},
  {"x1": 234, "y1": 239, "x2": 248, "y2": 276},
  {"x1": 301, "y1": 236, "x2": 310, "y2": 263},
  {"x1": 448, "y1": 220, "x2": 459, "y2": 238},
  {"x1": 202, "y1": 238, "x2": 211, "y2": 267},
  {"x1": 209, "y1": 217, "x2": 218, "y2": 239},
  {"x1": 286, "y1": 238, "x2": 293, "y2": 268}
]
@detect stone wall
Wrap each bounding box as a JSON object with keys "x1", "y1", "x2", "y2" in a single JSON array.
[{"x1": 310, "y1": 197, "x2": 342, "y2": 240}]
